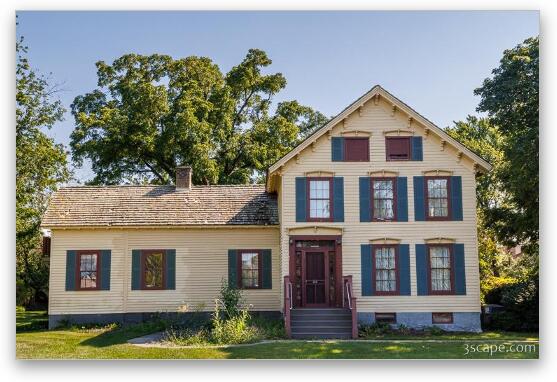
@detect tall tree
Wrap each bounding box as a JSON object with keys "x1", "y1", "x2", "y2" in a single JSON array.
[
  {"x1": 474, "y1": 36, "x2": 539, "y2": 253},
  {"x1": 70, "y1": 49, "x2": 328, "y2": 185},
  {"x1": 16, "y1": 36, "x2": 70, "y2": 307}
]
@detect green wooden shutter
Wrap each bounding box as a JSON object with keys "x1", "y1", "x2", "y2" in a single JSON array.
[
  {"x1": 100, "y1": 250, "x2": 111, "y2": 291},
  {"x1": 361, "y1": 244, "x2": 373, "y2": 296},
  {"x1": 131, "y1": 250, "x2": 141, "y2": 290},
  {"x1": 415, "y1": 244, "x2": 429, "y2": 295},
  {"x1": 228, "y1": 249, "x2": 238, "y2": 288},
  {"x1": 450, "y1": 176, "x2": 463, "y2": 221},
  {"x1": 413, "y1": 176, "x2": 426, "y2": 221},
  {"x1": 359, "y1": 177, "x2": 371, "y2": 222},
  {"x1": 398, "y1": 244, "x2": 411, "y2": 295},
  {"x1": 295, "y1": 177, "x2": 307, "y2": 222},
  {"x1": 65, "y1": 250, "x2": 76, "y2": 291},
  {"x1": 261, "y1": 249, "x2": 272, "y2": 289},
  {"x1": 396, "y1": 177, "x2": 408, "y2": 222},
  {"x1": 453, "y1": 244, "x2": 466, "y2": 295},
  {"x1": 411, "y1": 136, "x2": 423, "y2": 161},
  {"x1": 331, "y1": 137, "x2": 344, "y2": 161},
  {"x1": 165, "y1": 249, "x2": 176, "y2": 290},
  {"x1": 332, "y1": 177, "x2": 344, "y2": 222}
]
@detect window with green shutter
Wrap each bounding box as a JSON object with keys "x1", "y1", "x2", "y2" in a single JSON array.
[
  {"x1": 66, "y1": 250, "x2": 111, "y2": 291},
  {"x1": 131, "y1": 249, "x2": 176, "y2": 291},
  {"x1": 229, "y1": 249, "x2": 272, "y2": 290}
]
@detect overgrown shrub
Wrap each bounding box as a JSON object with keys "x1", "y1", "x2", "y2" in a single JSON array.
[
  {"x1": 482, "y1": 276, "x2": 516, "y2": 304},
  {"x1": 211, "y1": 302, "x2": 260, "y2": 344},
  {"x1": 219, "y1": 281, "x2": 243, "y2": 320},
  {"x1": 485, "y1": 277, "x2": 538, "y2": 331},
  {"x1": 163, "y1": 284, "x2": 275, "y2": 345}
]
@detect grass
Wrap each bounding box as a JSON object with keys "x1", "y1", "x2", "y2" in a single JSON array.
[
  {"x1": 16, "y1": 310, "x2": 539, "y2": 359},
  {"x1": 16, "y1": 306, "x2": 48, "y2": 332}
]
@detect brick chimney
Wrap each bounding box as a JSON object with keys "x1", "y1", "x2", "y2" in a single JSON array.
[{"x1": 176, "y1": 166, "x2": 192, "y2": 190}]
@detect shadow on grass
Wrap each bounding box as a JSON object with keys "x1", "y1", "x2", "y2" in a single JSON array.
[
  {"x1": 16, "y1": 309, "x2": 48, "y2": 332},
  {"x1": 80, "y1": 321, "x2": 166, "y2": 348}
]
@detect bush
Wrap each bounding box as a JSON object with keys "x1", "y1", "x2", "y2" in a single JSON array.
[
  {"x1": 359, "y1": 321, "x2": 392, "y2": 337},
  {"x1": 249, "y1": 316, "x2": 286, "y2": 339},
  {"x1": 162, "y1": 284, "x2": 273, "y2": 345},
  {"x1": 482, "y1": 276, "x2": 516, "y2": 304},
  {"x1": 219, "y1": 281, "x2": 243, "y2": 320},
  {"x1": 484, "y1": 277, "x2": 538, "y2": 331},
  {"x1": 211, "y1": 303, "x2": 260, "y2": 344}
]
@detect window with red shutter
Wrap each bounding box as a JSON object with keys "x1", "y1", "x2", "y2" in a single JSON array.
[
  {"x1": 386, "y1": 137, "x2": 411, "y2": 161},
  {"x1": 344, "y1": 137, "x2": 369, "y2": 161}
]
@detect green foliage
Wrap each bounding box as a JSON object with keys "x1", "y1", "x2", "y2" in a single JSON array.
[
  {"x1": 218, "y1": 281, "x2": 243, "y2": 320},
  {"x1": 248, "y1": 316, "x2": 286, "y2": 339},
  {"x1": 70, "y1": 49, "x2": 327, "y2": 185},
  {"x1": 474, "y1": 36, "x2": 539, "y2": 253},
  {"x1": 16, "y1": 36, "x2": 70, "y2": 308},
  {"x1": 482, "y1": 276, "x2": 517, "y2": 304},
  {"x1": 16, "y1": 307, "x2": 48, "y2": 332},
  {"x1": 210, "y1": 303, "x2": 259, "y2": 345},
  {"x1": 359, "y1": 321, "x2": 392, "y2": 336},
  {"x1": 446, "y1": 37, "x2": 538, "y2": 333},
  {"x1": 423, "y1": 326, "x2": 445, "y2": 336}
]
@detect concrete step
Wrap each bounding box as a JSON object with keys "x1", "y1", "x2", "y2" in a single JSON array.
[
  {"x1": 291, "y1": 319, "x2": 352, "y2": 328},
  {"x1": 291, "y1": 326, "x2": 352, "y2": 334},
  {"x1": 291, "y1": 314, "x2": 351, "y2": 321},
  {"x1": 291, "y1": 308, "x2": 351, "y2": 315},
  {"x1": 291, "y1": 332, "x2": 353, "y2": 340}
]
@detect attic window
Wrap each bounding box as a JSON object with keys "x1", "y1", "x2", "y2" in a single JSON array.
[
  {"x1": 344, "y1": 137, "x2": 369, "y2": 162},
  {"x1": 386, "y1": 137, "x2": 411, "y2": 161}
]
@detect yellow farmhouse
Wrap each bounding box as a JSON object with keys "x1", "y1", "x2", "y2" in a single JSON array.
[{"x1": 42, "y1": 86, "x2": 491, "y2": 338}]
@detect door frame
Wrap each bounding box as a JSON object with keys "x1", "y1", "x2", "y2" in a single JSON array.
[{"x1": 288, "y1": 235, "x2": 343, "y2": 308}]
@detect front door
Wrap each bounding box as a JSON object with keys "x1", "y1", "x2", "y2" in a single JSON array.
[{"x1": 303, "y1": 251, "x2": 329, "y2": 307}]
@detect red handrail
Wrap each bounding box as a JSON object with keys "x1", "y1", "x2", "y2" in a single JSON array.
[
  {"x1": 343, "y1": 275, "x2": 358, "y2": 339},
  {"x1": 284, "y1": 275, "x2": 292, "y2": 338}
]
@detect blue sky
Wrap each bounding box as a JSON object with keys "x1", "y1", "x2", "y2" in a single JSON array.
[{"x1": 16, "y1": 11, "x2": 539, "y2": 183}]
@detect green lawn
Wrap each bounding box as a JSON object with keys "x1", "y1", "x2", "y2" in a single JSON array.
[{"x1": 16, "y1": 310, "x2": 539, "y2": 359}]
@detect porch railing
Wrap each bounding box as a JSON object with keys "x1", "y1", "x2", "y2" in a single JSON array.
[
  {"x1": 343, "y1": 275, "x2": 358, "y2": 339},
  {"x1": 284, "y1": 275, "x2": 293, "y2": 338}
]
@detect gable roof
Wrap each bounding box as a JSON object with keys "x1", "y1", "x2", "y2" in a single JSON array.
[
  {"x1": 267, "y1": 85, "x2": 492, "y2": 181},
  {"x1": 42, "y1": 184, "x2": 278, "y2": 228}
]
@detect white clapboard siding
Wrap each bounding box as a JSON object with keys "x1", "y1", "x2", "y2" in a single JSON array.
[
  {"x1": 49, "y1": 227, "x2": 280, "y2": 315},
  {"x1": 277, "y1": 98, "x2": 481, "y2": 313}
]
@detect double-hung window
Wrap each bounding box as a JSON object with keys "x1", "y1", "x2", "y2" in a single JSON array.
[
  {"x1": 425, "y1": 176, "x2": 451, "y2": 220},
  {"x1": 238, "y1": 250, "x2": 262, "y2": 289},
  {"x1": 77, "y1": 251, "x2": 100, "y2": 290},
  {"x1": 428, "y1": 245, "x2": 454, "y2": 294},
  {"x1": 307, "y1": 178, "x2": 333, "y2": 221},
  {"x1": 371, "y1": 178, "x2": 396, "y2": 221},
  {"x1": 374, "y1": 246, "x2": 398, "y2": 294}
]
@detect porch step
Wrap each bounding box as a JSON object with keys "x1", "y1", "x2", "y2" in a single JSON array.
[{"x1": 290, "y1": 308, "x2": 353, "y2": 340}]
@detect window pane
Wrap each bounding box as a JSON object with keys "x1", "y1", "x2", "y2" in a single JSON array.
[
  {"x1": 430, "y1": 247, "x2": 451, "y2": 291},
  {"x1": 79, "y1": 254, "x2": 97, "y2": 288},
  {"x1": 374, "y1": 199, "x2": 394, "y2": 219},
  {"x1": 428, "y1": 179, "x2": 448, "y2": 197},
  {"x1": 375, "y1": 247, "x2": 396, "y2": 292},
  {"x1": 144, "y1": 252, "x2": 163, "y2": 288},
  {"x1": 310, "y1": 199, "x2": 330, "y2": 218},
  {"x1": 309, "y1": 180, "x2": 329, "y2": 199},
  {"x1": 241, "y1": 252, "x2": 259, "y2": 288}
]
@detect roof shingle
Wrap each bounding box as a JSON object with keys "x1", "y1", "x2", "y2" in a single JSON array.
[{"x1": 42, "y1": 185, "x2": 278, "y2": 228}]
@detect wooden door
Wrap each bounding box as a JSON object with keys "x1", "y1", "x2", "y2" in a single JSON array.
[{"x1": 303, "y1": 251, "x2": 329, "y2": 307}]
